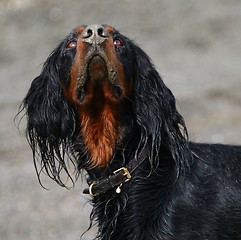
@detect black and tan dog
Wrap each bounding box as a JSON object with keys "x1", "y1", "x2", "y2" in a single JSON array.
[{"x1": 22, "y1": 24, "x2": 241, "y2": 240}]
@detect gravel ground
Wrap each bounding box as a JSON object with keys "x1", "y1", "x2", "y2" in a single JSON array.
[{"x1": 1, "y1": 0, "x2": 241, "y2": 239}]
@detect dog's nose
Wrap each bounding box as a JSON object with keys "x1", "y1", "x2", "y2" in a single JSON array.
[{"x1": 82, "y1": 24, "x2": 109, "y2": 45}]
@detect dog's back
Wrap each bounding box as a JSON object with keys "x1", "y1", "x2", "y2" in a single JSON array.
[{"x1": 169, "y1": 143, "x2": 241, "y2": 239}]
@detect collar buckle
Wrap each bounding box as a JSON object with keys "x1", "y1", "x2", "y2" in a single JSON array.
[{"x1": 113, "y1": 167, "x2": 132, "y2": 182}]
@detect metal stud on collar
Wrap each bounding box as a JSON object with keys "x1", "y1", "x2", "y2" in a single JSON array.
[{"x1": 89, "y1": 181, "x2": 97, "y2": 197}]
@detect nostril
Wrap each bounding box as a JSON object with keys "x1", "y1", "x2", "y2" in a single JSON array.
[
  {"x1": 97, "y1": 27, "x2": 103, "y2": 36},
  {"x1": 87, "y1": 28, "x2": 93, "y2": 37},
  {"x1": 97, "y1": 27, "x2": 108, "y2": 38},
  {"x1": 83, "y1": 27, "x2": 93, "y2": 39}
]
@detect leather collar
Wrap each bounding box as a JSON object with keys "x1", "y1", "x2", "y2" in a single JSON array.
[{"x1": 83, "y1": 145, "x2": 149, "y2": 197}]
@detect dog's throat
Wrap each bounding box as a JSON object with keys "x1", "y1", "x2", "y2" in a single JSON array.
[{"x1": 79, "y1": 105, "x2": 121, "y2": 167}]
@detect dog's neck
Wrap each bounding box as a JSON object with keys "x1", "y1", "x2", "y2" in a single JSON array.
[{"x1": 87, "y1": 146, "x2": 177, "y2": 240}]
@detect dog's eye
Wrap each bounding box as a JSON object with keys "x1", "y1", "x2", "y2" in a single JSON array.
[
  {"x1": 113, "y1": 39, "x2": 123, "y2": 48},
  {"x1": 66, "y1": 41, "x2": 77, "y2": 49}
]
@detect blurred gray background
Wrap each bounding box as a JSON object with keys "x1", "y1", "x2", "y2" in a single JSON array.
[{"x1": 1, "y1": 0, "x2": 241, "y2": 239}]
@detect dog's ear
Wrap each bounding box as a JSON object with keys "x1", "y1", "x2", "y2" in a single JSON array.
[
  {"x1": 23, "y1": 43, "x2": 76, "y2": 186},
  {"x1": 133, "y1": 45, "x2": 191, "y2": 173}
]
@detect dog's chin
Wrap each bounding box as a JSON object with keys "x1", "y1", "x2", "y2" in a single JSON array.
[
  {"x1": 76, "y1": 55, "x2": 123, "y2": 103},
  {"x1": 87, "y1": 55, "x2": 108, "y2": 82}
]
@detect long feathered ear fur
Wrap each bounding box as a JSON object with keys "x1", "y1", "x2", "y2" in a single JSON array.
[
  {"x1": 22, "y1": 43, "x2": 77, "y2": 186},
  {"x1": 132, "y1": 45, "x2": 191, "y2": 175}
]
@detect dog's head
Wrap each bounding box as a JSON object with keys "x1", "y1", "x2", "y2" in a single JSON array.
[{"x1": 22, "y1": 24, "x2": 190, "y2": 186}]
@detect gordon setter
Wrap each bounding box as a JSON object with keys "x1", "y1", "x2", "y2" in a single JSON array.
[{"x1": 21, "y1": 24, "x2": 241, "y2": 239}]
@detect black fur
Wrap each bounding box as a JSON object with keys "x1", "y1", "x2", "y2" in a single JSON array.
[{"x1": 21, "y1": 26, "x2": 241, "y2": 239}]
